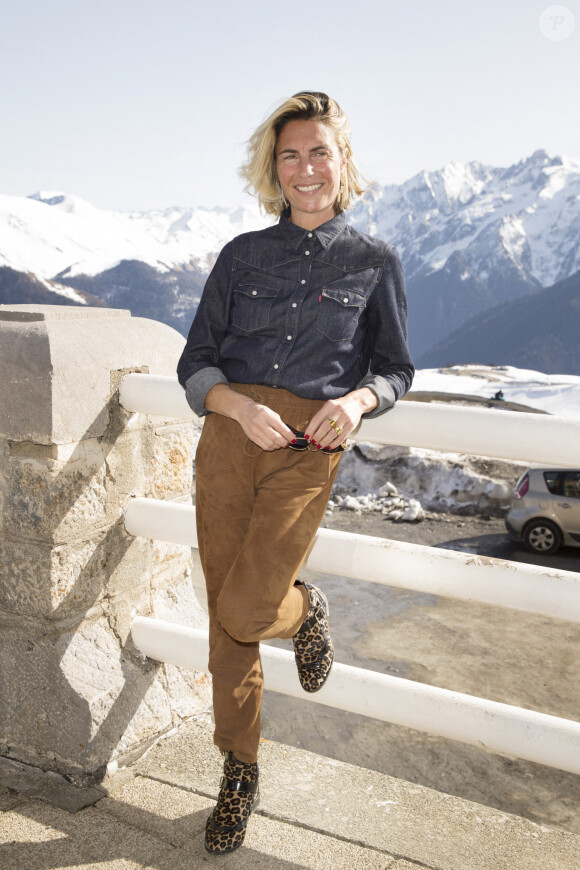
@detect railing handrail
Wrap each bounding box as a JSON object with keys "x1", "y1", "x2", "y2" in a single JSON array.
[
  {"x1": 119, "y1": 372, "x2": 580, "y2": 466},
  {"x1": 124, "y1": 497, "x2": 580, "y2": 623},
  {"x1": 131, "y1": 616, "x2": 580, "y2": 776}
]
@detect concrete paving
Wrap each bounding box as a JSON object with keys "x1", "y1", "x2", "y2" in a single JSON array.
[{"x1": 1, "y1": 717, "x2": 580, "y2": 869}]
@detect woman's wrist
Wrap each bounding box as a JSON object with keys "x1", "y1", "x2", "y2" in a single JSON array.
[
  {"x1": 353, "y1": 386, "x2": 378, "y2": 414},
  {"x1": 205, "y1": 384, "x2": 255, "y2": 421}
]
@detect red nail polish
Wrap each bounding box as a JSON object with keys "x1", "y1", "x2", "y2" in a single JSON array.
[
  {"x1": 311, "y1": 440, "x2": 317, "y2": 446},
  {"x1": 305, "y1": 434, "x2": 310, "y2": 439},
  {"x1": 291, "y1": 439, "x2": 297, "y2": 444},
  {"x1": 316, "y1": 444, "x2": 322, "y2": 450}
]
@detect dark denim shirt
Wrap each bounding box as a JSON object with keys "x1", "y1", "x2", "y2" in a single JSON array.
[{"x1": 177, "y1": 211, "x2": 414, "y2": 418}]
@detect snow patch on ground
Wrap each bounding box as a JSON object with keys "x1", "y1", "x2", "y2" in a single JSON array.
[
  {"x1": 329, "y1": 444, "x2": 518, "y2": 521},
  {"x1": 329, "y1": 480, "x2": 425, "y2": 523}
]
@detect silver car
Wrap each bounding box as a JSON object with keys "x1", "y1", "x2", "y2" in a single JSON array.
[{"x1": 505, "y1": 468, "x2": 580, "y2": 555}]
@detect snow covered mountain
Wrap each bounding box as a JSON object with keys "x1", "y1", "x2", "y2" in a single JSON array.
[
  {"x1": 0, "y1": 149, "x2": 579, "y2": 362},
  {"x1": 352, "y1": 149, "x2": 580, "y2": 289},
  {"x1": 0, "y1": 192, "x2": 270, "y2": 333},
  {"x1": 0, "y1": 191, "x2": 269, "y2": 278},
  {"x1": 350, "y1": 149, "x2": 580, "y2": 361}
]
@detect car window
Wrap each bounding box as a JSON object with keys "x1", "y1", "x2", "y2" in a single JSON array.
[
  {"x1": 562, "y1": 471, "x2": 580, "y2": 499},
  {"x1": 543, "y1": 471, "x2": 562, "y2": 495}
]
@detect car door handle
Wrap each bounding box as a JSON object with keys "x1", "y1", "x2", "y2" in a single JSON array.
[{"x1": 557, "y1": 502, "x2": 572, "y2": 509}]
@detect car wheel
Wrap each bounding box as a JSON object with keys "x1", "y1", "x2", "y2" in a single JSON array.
[{"x1": 523, "y1": 519, "x2": 562, "y2": 555}]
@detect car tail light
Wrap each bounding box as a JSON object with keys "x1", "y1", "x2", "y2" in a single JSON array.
[{"x1": 513, "y1": 473, "x2": 530, "y2": 499}]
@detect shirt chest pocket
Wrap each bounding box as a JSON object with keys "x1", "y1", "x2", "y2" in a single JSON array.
[
  {"x1": 316, "y1": 287, "x2": 366, "y2": 342},
  {"x1": 230, "y1": 281, "x2": 279, "y2": 333}
]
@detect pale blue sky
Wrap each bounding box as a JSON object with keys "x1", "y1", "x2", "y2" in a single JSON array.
[{"x1": 1, "y1": 0, "x2": 578, "y2": 211}]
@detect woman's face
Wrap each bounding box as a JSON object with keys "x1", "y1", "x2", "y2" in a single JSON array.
[{"x1": 276, "y1": 118, "x2": 347, "y2": 231}]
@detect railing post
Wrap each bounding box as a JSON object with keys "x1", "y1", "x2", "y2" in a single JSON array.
[{"x1": 0, "y1": 304, "x2": 210, "y2": 785}]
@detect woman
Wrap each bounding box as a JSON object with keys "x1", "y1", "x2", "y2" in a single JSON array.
[{"x1": 177, "y1": 91, "x2": 414, "y2": 854}]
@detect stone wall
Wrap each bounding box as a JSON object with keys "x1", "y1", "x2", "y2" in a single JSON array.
[{"x1": 0, "y1": 305, "x2": 209, "y2": 785}]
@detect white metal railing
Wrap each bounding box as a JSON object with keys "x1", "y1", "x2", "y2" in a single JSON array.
[
  {"x1": 120, "y1": 372, "x2": 580, "y2": 775},
  {"x1": 119, "y1": 372, "x2": 580, "y2": 466},
  {"x1": 124, "y1": 498, "x2": 580, "y2": 623},
  {"x1": 131, "y1": 616, "x2": 580, "y2": 776}
]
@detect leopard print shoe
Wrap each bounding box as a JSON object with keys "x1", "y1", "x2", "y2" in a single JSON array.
[
  {"x1": 204, "y1": 751, "x2": 259, "y2": 854},
  {"x1": 293, "y1": 583, "x2": 334, "y2": 693}
]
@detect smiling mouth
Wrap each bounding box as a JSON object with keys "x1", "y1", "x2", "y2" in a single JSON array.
[{"x1": 295, "y1": 183, "x2": 323, "y2": 192}]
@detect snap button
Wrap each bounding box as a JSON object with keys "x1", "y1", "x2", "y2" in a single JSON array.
[
  {"x1": 308, "y1": 232, "x2": 313, "y2": 238},
  {"x1": 287, "y1": 335, "x2": 292, "y2": 340},
  {"x1": 274, "y1": 364, "x2": 279, "y2": 369},
  {"x1": 301, "y1": 279, "x2": 306, "y2": 285},
  {"x1": 292, "y1": 303, "x2": 297, "y2": 308},
  {"x1": 252, "y1": 290, "x2": 258, "y2": 296},
  {"x1": 343, "y1": 297, "x2": 349, "y2": 303},
  {"x1": 304, "y1": 250, "x2": 310, "y2": 256}
]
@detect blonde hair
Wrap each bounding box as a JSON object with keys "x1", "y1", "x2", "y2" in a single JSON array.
[{"x1": 239, "y1": 91, "x2": 367, "y2": 218}]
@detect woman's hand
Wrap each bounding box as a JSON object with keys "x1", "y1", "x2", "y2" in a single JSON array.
[
  {"x1": 204, "y1": 384, "x2": 293, "y2": 451},
  {"x1": 305, "y1": 388, "x2": 378, "y2": 451},
  {"x1": 236, "y1": 401, "x2": 294, "y2": 451}
]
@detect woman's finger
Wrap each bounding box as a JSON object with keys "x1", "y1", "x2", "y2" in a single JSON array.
[
  {"x1": 308, "y1": 415, "x2": 349, "y2": 449},
  {"x1": 306, "y1": 395, "x2": 367, "y2": 449}
]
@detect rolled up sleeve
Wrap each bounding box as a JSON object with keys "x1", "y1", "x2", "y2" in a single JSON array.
[{"x1": 183, "y1": 368, "x2": 229, "y2": 418}]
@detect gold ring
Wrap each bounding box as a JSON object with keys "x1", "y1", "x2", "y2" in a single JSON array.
[
  {"x1": 335, "y1": 426, "x2": 344, "y2": 435},
  {"x1": 328, "y1": 418, "x2": 337, "y2": 428}
]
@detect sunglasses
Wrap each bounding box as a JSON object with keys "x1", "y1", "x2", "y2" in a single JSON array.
[{"x1": 286, "y1": 425, "x2": 346, "y2": 454}]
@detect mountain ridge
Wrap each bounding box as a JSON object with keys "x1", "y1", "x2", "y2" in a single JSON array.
[{"x1": 1, "y1": 148, "x2": 579, "y2": 373}]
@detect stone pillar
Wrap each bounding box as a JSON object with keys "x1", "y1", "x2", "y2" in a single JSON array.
[{"x1": 0, "y1": 305, "x2": 210, "y2": 785}]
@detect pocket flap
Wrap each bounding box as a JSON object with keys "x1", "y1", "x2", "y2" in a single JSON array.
[
  {"x1": 321, "y1": 287, "x2": 366, "y2": 308},
  {"x1": 236, "y1": 281, "x2": 279, "y2": 299}
]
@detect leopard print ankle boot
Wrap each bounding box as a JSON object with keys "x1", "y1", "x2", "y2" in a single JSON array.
[
  {"x1": 293, "y1": 582, "x2": 334, "y2": 693},
  {"x1": 204, "y1": 751, "x2": 259, "y2": 854}
]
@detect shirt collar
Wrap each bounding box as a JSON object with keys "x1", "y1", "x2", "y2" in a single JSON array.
[{"x1": 278, "y1": 210, "x2": 347, "y2": 250}]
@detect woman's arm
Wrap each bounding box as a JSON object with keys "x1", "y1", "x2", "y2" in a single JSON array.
[
  {"x1": 306, "y1": 245, "x2": 413, "y2": 449},
  {"x1": 356, "y1": 245, "x2": 414, "y2": 418},
  {"x1": 177, "y1": 243, "x2": 234, "y2": 417},
  {"x1": 178, "y1": 241, "x2": 294, "y2": 450}
]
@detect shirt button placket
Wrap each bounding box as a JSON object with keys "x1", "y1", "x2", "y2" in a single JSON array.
[
  {"x1": 300, "y1": 240, "x2": 313, "y2": 284},
  {"x1": 274, "y1": 240, "x2": 314, "y2": 377}
]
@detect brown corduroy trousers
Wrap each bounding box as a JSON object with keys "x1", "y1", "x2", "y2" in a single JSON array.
[{"x1": 195, "y1": 384, "x2": 343, "y2": 763}]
